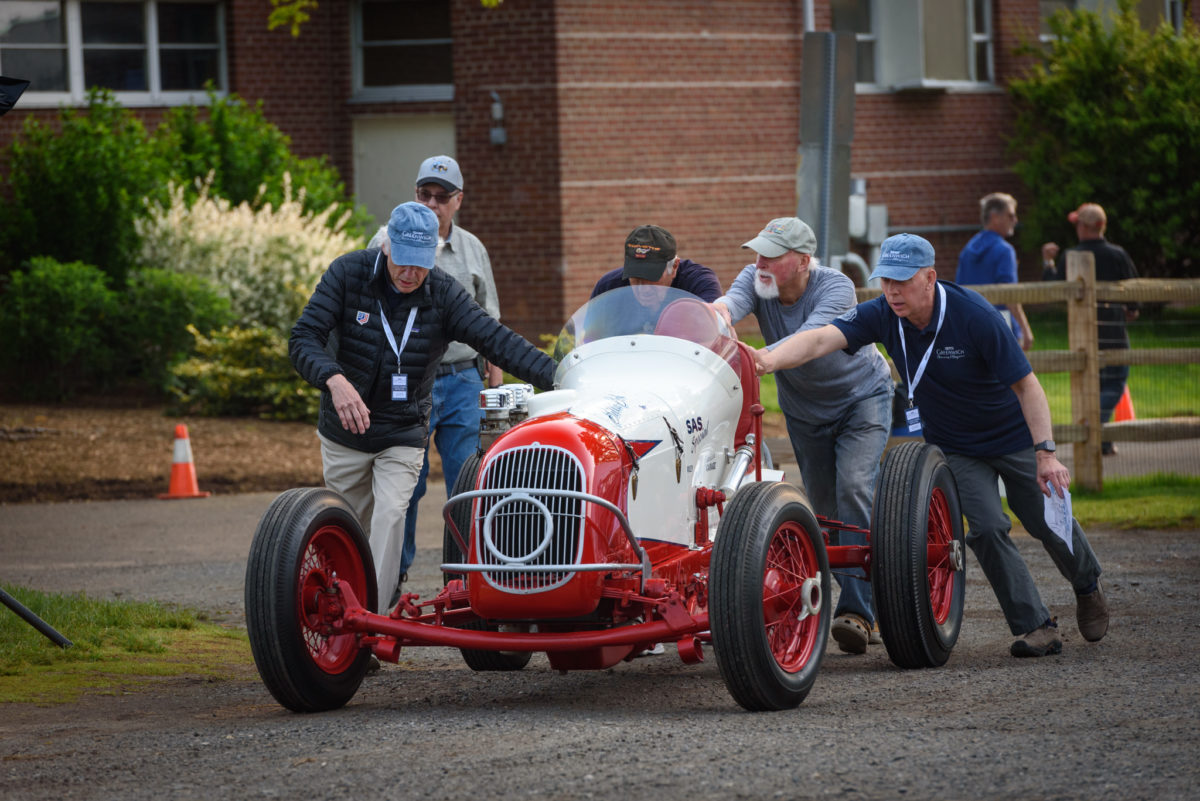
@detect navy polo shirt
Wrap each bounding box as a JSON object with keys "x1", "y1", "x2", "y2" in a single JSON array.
[{"x1": 831, "y1": 281, "x2": 1034, "y2": 458}]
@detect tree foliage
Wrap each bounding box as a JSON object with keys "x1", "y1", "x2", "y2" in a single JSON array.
[{"x1": 1007, "y1": 1, "x2": 1200, "y2": 277}]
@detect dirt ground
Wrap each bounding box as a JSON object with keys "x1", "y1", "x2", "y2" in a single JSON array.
[
  {"x1": 0, "y1": 401, "x2": 795, "y2": 504},
  {"x1": 3, "y1": 402, "x2": 1200, "y2": 799}
]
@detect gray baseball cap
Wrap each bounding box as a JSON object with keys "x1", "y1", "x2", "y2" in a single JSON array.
[
  {"x1": 741, "y1": 217, "x2": 818, "y2": 258},
  {"x1": 415, "y1": 155, "x2": 463, "y2": 191}
]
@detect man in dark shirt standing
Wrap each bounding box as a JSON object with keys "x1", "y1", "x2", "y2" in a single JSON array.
[
  {"x1": 1042, "y1": 203, "x2": 1140, "y2": 455},
  {"x1": 753, "y1": 233, "x2": 1110, "y2": 658}
]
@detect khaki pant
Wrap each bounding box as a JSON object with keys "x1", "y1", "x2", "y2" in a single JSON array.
[{"x1": 318, "y1": 433, "x2": 424, "y2": 614}]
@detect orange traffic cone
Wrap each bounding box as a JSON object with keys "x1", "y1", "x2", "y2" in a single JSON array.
[
  {"x1": 1113, "y1": 385, "x2": 1136, "y2": 422},
  {"x1": 158, "y1": 424, "x2": 211, "y2": 499}
]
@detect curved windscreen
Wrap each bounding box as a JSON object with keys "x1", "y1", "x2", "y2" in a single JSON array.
[{"x1": 551, "y1": 286, "x2": 740, "y2": 367}]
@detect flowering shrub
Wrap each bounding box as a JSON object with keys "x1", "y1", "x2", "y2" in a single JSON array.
[{"x1": 137, "y1": 174, "x2": 360, "y2": 335}]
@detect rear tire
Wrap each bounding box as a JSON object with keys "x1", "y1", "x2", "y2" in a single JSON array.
[
  {"x1": 711, "y1": 482, "x2": 830, "y2": 711},
  {"x1": 871, "y1": 442, "x2": 966, "y2": 668},
  {"x1": 443, "y1": 452, "x2": 533, "y2": 672},
  {"x1": 245, "y1": 488, "x2": 376, "y2": 712}
]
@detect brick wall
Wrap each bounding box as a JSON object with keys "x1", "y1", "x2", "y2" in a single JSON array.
[{"x1": 8, "y1": 0, "x2": 1190, "y2": 338}]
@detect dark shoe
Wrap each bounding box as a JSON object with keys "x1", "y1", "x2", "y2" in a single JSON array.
[
  {"x1": 1076, "y1": 582, "x2": 1110, "y2": 642},
  {"x1": 1102, "y1": 442, "x2": 1118, "y2": 456},
  {"x1": 1010, "y1": 619, "x2": 1062, "y2": 657},
  {"x1": 831, "y1": 613, "x2": 871, "y2": 655},
  {"x1": 366, "y1": 654, "x2": 381, "y2": 673}
]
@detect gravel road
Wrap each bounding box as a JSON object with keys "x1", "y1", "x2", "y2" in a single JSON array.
[{"x1": 1, "y1": 485, "x2": 1197, "y2": 801}]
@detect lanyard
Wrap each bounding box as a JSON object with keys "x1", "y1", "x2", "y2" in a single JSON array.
[
  {"x1": 379, "y1": 301, "x2": 418, "y2": 368},
  {"x1": 898, "y1": 283, "x2": 946, "y2": 408}
]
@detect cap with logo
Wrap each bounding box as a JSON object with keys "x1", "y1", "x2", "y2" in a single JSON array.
[
  {"x1": 868, "y1": 233, "x2": 936, "y2": 281},
  {"x1": 741, "y1": 217, "x2": 818, "y2": 259},
  {"x1": 622, "y1": 225, "x2": 677, "y2": 281},
  {"x1": 415, "y1": 155, "x2": 463, "y2": 192},
  {"x1": 387, "y1": 202, "x2": 439, "y2": 270}
]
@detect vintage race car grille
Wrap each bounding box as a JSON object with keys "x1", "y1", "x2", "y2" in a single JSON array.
[{"x1": 476, "y1": 444, "x2": 585, "y2": 593}]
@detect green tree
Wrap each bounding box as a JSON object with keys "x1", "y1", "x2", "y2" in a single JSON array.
[
  {"x1": 1008, "y1": 1, "x2": 1200, "y2": 277},
  {"x1": 0, "y1": 90, "x2": 167, "y2": 283},
  {"x1": 153, "y1": 87, "x2": 372, "y2": 239}
]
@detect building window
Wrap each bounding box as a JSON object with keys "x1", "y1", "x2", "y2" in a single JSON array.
[
  {"x1": 860, "y1": 0, "x2": 994, "y2": 91},
  {"x1": 353, "y1": 0, "x2": 452, "y2": 103},
  {"x1": 832, "y1": 0, "x2": 876, "y2": 85},
  {"x1": 0, "y1": 0, "x2": 225, "y2": 107}
]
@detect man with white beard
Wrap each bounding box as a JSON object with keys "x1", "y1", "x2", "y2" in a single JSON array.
[{"x1": 713, "y1": 217, "x2": 895, "y2": 655}]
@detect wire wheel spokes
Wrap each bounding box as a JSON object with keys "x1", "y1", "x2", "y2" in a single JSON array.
[
  {"x1": 298, "y1": 525, "x2": 368, "y2": 673},
  {"x1": 762, "y1": 521, "x2": 822, "y2": 673}
]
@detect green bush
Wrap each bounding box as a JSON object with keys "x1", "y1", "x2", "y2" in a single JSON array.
[
  {"x1": 0, "y1": 90, "x2": 167, "y2": 283},
  {"x1": 167, "y1": 325, "x2": 319, "y2": 421},
  {"x1": 1008, "y1": 1, "x2": 1200, "y2": 277},
  {"x1": 153, "y1": 87, "x2": 374, "y2": 241},
  {"x1": 117, "y1": 269, "x2": 235, "y2": 387},
  {"x1": 0, "y1": 258, "x2": 121, "y2": 399}
]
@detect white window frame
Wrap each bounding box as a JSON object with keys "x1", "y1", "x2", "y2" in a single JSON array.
[
  {"x1": 859, "y1": 0, "x2": 998, "y2": 94},
  {"x1": 2, "y1": 0, "x2": 227, "y2": 108},
  {"x1": 350, "y1": 0, "x2": 453, "y2": 104},
  {"x1": 970, "y1": 0, "x2": 994, "y2": 83}
]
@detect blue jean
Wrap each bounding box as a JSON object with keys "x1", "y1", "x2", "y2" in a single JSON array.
[
  {"x1": 946, "y1": 449, "x2": 1102, "y2": 635},
  {"x1": 785, "y1": 385, "x2": 892, "y2": 624},
  {"x1": 401, "y1": 369, "x2": 484, "y2": 575},
  {"x1": 1099, "y1": 362, "x2": 1129, "y2": 425}
]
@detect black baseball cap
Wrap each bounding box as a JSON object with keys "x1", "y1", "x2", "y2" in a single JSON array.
[{"x1": 622, "y1": 225, "x2": 677, "y2": 280}]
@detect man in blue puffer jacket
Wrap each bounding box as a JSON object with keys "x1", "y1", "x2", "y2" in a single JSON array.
[{"x1": 290, "y1": 202, "x2": 556, "y2": 613}]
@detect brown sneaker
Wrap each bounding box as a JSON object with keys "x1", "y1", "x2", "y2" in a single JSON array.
[
  {"x1": 1010, "y1": 620, "x2": 1062, "y2": 657},
  {"x1": 831, "y1": 613, "x2": 871, "y2": 655},
  {"x1": 1076, "y1": 582, "x2": 1110, "y2": 642}
]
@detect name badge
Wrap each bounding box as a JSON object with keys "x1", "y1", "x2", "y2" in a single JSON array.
[
  {"x1": 392, "y1": 372, "x2": 408, "y2": 401},
  {"x1": 905, "y1": 406, "x2": 922, "y2": 434}
]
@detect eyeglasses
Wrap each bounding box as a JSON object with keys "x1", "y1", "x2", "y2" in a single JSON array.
[{"x1": 417, "y1": 188, "x2": 460, "y2": 205}]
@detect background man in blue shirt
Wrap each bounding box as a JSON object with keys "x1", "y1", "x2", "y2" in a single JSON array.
[
  {"x1": 753, "y1": 233, "x2": 1109, "y2": 658},
  {"x1": 956, "y1": 192, "x2": 1033, "y2": 351}
]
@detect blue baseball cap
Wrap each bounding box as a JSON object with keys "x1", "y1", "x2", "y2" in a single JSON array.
[
  {"x1": 869, "y1": 233, "x2": 936, "y2": 281},
  {"x1": 387, "y1": 202, "x2": 438, "y2": 269}
]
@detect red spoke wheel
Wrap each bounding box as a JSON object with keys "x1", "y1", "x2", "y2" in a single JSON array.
[
  {"x1": 871, "y1": 442, "x2": 966, "y2": 669},
  {"x1": 711, "y1": 482, "x2": 830, "y2": 712},
  {"x1": 246, "y1": 488, "x2": 377, "y2": 712},
  {"x1": 442, "y1": 453, "x2": 532, "y2": 671}
]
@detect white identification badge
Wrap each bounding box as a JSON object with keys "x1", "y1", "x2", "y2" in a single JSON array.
[
  {"x1": 391, "y1": 372, "x2": 408, "y2": 401},
  {"x1": 905, "y1": 406, "x2": 923, "y2": 434}
]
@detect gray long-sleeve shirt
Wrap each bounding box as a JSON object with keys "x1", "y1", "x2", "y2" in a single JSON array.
[{"x1": 720, "y1": 264, "x2": 893, "y2": 425}]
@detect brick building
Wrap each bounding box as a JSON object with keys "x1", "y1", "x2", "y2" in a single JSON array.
[{"x1": 1, "y1": 0, "x2": 1191, "y2": 339}]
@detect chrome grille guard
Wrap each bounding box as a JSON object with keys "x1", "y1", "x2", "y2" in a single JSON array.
[{"x1": 441, "y1": 487, "x2": 652, "y2": 593}]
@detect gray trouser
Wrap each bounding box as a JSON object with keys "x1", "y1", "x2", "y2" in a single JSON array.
[
  {"x1": 319, "y1": 433, "x2": 424, "y2": 614},
  {"x1": 946, "y1": 449, "x2": 1102, "y2": 635}
]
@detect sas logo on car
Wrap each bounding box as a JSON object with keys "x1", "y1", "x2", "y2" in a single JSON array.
[
  {"x1": 937, "y1": 345, "x2": 966, "y2": 360},
  {"x1": 356, "y1": 310, "x2": 370, "y2": 325}
]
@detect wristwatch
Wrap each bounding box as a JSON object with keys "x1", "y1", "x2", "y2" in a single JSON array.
[{"x1": 1033, "y1": 440, "x2": 1056, "y2": 453}]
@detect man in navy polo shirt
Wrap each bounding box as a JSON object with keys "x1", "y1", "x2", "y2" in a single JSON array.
[{"x1": 752, "y1": 233, "x2": 1109, "y2": 658}]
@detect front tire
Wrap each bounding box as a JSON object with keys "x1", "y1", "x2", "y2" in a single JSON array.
[
  {"x1": 443, "y1": 452, "x2": 532, "y2": 672},
  {"x1": 245, "y1": 488, "x2": 377, "y2": 713},
  {"x1": 711, "y1": 482, "x2": 830, "y2": 711},
  {"x1": 871, "y1": 442, "x2": 966, "y2": 669}
]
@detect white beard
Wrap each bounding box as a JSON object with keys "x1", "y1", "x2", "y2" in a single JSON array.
[{"x1": 753, "y1": 269, "x2": 780, "y2": 300}]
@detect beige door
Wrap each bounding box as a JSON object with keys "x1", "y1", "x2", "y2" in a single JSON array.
[{"x1": 352, "y1": 114, "x2": 455, "y2": 226}]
